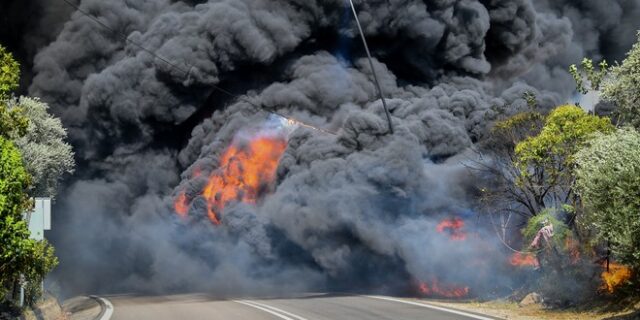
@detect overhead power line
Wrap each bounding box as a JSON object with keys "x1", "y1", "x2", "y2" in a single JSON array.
[{"x1": 347, "y1": 0, "x2": 394, "y2": 135}]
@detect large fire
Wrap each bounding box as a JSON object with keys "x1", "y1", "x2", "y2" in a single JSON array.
[
  {"x1": 174, "y1": 134, "x2": 287, "y2": 224},
  {"x1": 419, "y1": 279, "x2": 470, "y2": 298},
  {"x1": 436, "y1": 217, "x2": 467, "y2": 241},
  {"x1": 509, "y1": 252, "x2": 539, "y2": 268},
  {"x1": 601, "y1": 262, "x2": 632, "y2": 293},
  {"x1": 203, "y1": 136, "x2": 287, "y2": 224}
]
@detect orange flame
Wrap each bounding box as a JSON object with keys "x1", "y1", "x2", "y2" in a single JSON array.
[
  {"x1": 600, "y1": 262, "x2": 632, "y2": 293},
  {"x1": 201, "y1": 135, "x2": 287, "y2": 224},
  {"x1": 419, "y1": 279, "x2": 470, "y2": 298},
  {"x1": 436, "y1": 218, "x2": 467, "y2": 241},
  {"x1": 174, "y1": 192, "x2": 189, "y2": 217},
  {"x1": 509, "y1": 252, "x2": 539, "y2": 268}
]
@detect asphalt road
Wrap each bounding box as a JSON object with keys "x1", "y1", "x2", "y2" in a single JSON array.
[{"x1": 107, "y1": 293, "x2": 498, "y2": 320}]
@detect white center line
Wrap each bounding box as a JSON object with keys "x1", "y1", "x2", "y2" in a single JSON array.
[
  {"x1": 364, "y1": 295, "x2": 500, "y2": 320},
  {"x1": 234, "y1": 300, "x2": 310, "y2": 320},
  {"x1": 245, "y1": 300, "x2": 310, "y2": 320}
]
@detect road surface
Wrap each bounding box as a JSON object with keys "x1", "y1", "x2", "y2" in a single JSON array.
[{"x1": 107, "y1": 293, "x2": 498, "y2": 320}]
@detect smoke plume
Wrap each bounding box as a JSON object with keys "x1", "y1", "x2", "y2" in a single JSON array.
[{"x1": 18, "y1": 0, "x2": 640, "y2": 296}]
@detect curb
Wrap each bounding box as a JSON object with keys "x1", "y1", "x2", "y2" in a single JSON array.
[{"x1": 88, "y1": 296, "x2": 114, "y2": 320}]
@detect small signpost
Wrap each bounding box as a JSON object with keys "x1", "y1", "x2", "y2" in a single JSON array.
[
  {"x1": 24, "y1": 198, "x2": 52, "y2": 241},
  {"x1": 19, "y1": 198, "x2": 51, "y2": 306}
]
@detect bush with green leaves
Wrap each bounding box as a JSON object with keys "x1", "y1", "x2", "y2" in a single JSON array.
[
  {"x1": 521, "y1": 207, "x2": 602, "y2": 305},
  {"x1": 522, "y1": 209, "x2": 570, "y2": 248},
  {"x1": 574, "y1": 127, "x2": 640, "y2": 270}
]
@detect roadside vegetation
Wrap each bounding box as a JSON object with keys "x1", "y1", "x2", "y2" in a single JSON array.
[
  {"x1": 0, "y1": 45, "x2": 74, "y2": 314},
  {"x1": 475, "y1": 32, "x2": 640, "y2": 314}
]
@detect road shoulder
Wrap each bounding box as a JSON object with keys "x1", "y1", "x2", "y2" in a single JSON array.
[{"x1": 418, "y1": 299, "x2": 640, "y2": 320}]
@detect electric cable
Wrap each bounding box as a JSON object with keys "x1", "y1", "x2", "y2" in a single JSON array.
[{"x1": 347, "y1": 0, "x2": 394, "y2": 134}]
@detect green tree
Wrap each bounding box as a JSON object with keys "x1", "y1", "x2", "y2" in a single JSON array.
[
  {"x1": 0, "y1": 137, "x2": 34, "y2": 299},
  {"x1": 600, "y1": 32, "x2": 640, "y2": 128},
  {"x1": 479, "y1": 104, "x2": 613, "y2": 219},
  {"x1": 6, "y1": 97, "x2": 75, "y2": 197},
  {"x1": 0, "y1": 45, "x2": 19, "y2": 100},
  {"x1": 0, "y1": 45, "x2": 58, "y2": 307},
  {"x1": 574, "y1": 128, "x2": 640, "y2": 270},
  {"x1": 0, "y1": 46, "x2": 27, "y2": 140},
  {"x1": 514, "y1": 105, "x2": 613, "y2": 213}
]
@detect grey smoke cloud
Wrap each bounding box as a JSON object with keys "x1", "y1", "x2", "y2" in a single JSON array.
[{"x1": 21, "y1": 0, "x2": 640, "y2": 297}]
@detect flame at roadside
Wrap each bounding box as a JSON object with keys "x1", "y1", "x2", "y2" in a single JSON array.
[
  {"x1": 418, "y1": 279, "x2": 470, "y2": 298},
  {"x1": 601, "y1": 262, "x2": 632, "y2": 293},
  {"x1": 436, "y1": 217, "x2": 467, "y2": 241},
  {"x1": 413, "y1": 217, "x2": 472, "y2": 299}
]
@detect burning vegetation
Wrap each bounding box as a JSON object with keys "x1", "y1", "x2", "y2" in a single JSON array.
[
  {"x1": 174, "y1": 128, "x2": 288, "y2": 224},
  {"x1": 201, "y1": 135, "x2": 287, "y2": 224},
  {"x1": 419, "y1": 279, "x2": 470, "y2": 299},
  {"x1": 436, "y1": 217, "x2": 467, "y2": 241},
  {"x1": 509, "y1": 252, "x2": 539, "y2": 268},
  {"x1": 601, "y1": 263, "x2": 633, "y2": 294}
]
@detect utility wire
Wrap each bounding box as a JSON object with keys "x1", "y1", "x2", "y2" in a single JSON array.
[
  {"x1": 347, "y1": 0, "x2": 394, "y2": 135},
  {"x1": 61, "y1": 0, "x2": 191, "y2": 76},
  {"x1": 58, "y1": 0, "x2": 337, "y2": 135}
]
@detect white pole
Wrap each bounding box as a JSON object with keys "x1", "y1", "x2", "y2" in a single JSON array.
[
  {"x1": 347, "y1": 0, "x2": 394, "y2": 134},
  {"x1": 19, "y1": 275, "x2": 24, "y2": 307}
]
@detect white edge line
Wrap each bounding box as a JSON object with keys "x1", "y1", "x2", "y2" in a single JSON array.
[
  {"x1": 93, "y1": 296, "x2": 114, "y2": 320},
  {"x1": 246, "y1": 300, "x2": 310, "y2": 320},
  {"x1": 234, "y1": 300, "x2": 297, "y2": 320},
  {"x1": 364, "y1": 295, "x2": 498, "y2": 320}
]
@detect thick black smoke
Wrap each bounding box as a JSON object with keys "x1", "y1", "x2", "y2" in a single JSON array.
[
  {"x1": 0, "y1": 0, "x2": 78, "y2": 93},
  {"x1": 18, "y1": 0, "x2": 640, "y2": 296}
]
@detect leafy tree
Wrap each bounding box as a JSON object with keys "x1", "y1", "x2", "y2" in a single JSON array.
[
  {"x1": 6, "y1": 97, "x2": 75, "y2": 197},
  {"x1": 0, "y1": 45, "x2": 19, "y2": 100},
  {"x1": 601, "y1": 32, "x2": 640, "y2": 128},
  {"x1": 479, "y1": 104, "x2": 612, "y2": 219},
  {"x1": 574, "y1": 128, "x2": 640, "y2": 270},
  {"x1": 513, "y1": 105, "x2": 613, "y2": 213},
  {"x1": 0, "y1": 46, "x2": 27, "y2": 140},
  {"x1": 0, "y1": 137, "x2": 33, "y2": 300},
  {"x1": 0, "y1": 137, "x2": 31, "y2": 222},
  {"x1": 0, "y1": 45, "x2": 58, "y2": 307},
  {"x1": 573, "y1": 32, "x2": 640, "y2": 128}
]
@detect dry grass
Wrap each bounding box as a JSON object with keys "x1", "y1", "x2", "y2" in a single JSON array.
[{"x1": 418, "y1": 297, "x2": 640, "y2": 320}]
